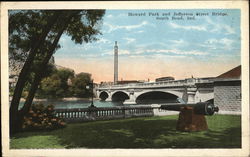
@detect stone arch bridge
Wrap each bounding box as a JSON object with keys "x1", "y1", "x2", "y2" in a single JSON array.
[{"x1": 96, "y1": 78, "x2": 215, "y2": 105}]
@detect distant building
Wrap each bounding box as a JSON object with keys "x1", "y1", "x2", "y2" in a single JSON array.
[
  {"x1": 155, "y1": 76, "x2": 175, "y2": 82},
  {"x1": 9, "y1": 74, "x2": 18, "y2": 88},
  {"x1": 8, "y1": 55, "x2": 76, "y2": 88},
  {"x1": 214, "y1": 65, "x2": 241, "y2": 114},
  {"x1": 216, "y1": 66, "x2": 241, "y2": 79},
  {"x1": 117, "y1": 80, "x2": 142, "y2": 85},
  {"x1": 100, "y1": 81, "x2": 114, "y2": 87},
  {"x1": 49, "y1": 56, "x2": 55, "y2": 64},
  {"x1": 99, "y1": 80, "x2": 145, "y2": 86},
  {"x1": 9, "y1": 64, "x2": 21, "y2": 89},
  {"x1": 54, "y1": 64, "x2": 74, "y2": 73}
]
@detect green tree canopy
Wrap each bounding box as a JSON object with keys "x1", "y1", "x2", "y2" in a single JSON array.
[
  {"x1": 71, "y1": 72, "x2": 92, "y2": 98},
  {"x1": 9, "y1": 10, "x2": 105, "y2": 134},
  {"x1": 37, "y1": 68, "x2": 75, "y2": 98}
]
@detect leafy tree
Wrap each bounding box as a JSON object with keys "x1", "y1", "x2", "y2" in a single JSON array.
[
  {"x1": 38, "y1": 75, "x2": 63, "y2": 98},
  {"x1": 36, "y1": 68, "x2": 75, "y2": 98},
  {"x1": 55, "y1": 69, "x2": 75, "y2": 97},
  {"x1": 71, "y1": 73, "x2": 92, "y2": 98},
  {"x1": 9, "y1": 10, "x2": 63, "y2": 134},
  {"x1": 9, "y1": 10, "x2": 105, "y2": 134}
]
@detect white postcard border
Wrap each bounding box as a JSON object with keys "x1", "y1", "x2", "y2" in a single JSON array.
[{"x1": 1, "y1": 1, "x2": 249, "y2": 157}]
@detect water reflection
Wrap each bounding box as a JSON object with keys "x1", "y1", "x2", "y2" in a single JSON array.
[
  {"x1": 18, "y1": 99, "x2": 174, "y2": 110},
  {"x1": 19, "y1": 100, "x2": 125, "y2": 110}
]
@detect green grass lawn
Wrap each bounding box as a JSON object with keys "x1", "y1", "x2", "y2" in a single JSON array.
[{"x1": 10, "y1": 114, "x2": 241, "y2": 149}]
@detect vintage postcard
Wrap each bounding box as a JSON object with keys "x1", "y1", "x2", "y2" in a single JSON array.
[{"x1": 1, "y1": 1, "x2": 249, "y2": 157}]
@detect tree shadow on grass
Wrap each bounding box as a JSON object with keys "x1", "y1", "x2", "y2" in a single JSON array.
[
  {"x1": 200, "y1": 127, "x2": 241, "y2": 148},
  {"x1": 54, "y1": 117, "x2": 241, "y2": 149},
  {"x1": 53, "y1": 118, "x2": 178, "y2": 148},
  {"x1": 11, "y1": 116, "x2": 241, "y2": 149}
]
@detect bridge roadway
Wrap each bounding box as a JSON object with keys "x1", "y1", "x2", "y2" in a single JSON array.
[{"x1": 96, "y1": 77, "x2": 215, "y2": 105}]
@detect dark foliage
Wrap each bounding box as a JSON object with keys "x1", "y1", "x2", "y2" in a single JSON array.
[{"x1": 22, "y1": 104, "x2": 66, "y2": 131}]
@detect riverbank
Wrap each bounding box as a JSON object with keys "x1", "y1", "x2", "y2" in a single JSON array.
[
  {"x1": 18, "y1": 97, "x2": 100, "y2": 102},
  {"x1": 17, "y1": 98, "x2": 118, "y2": 109}
]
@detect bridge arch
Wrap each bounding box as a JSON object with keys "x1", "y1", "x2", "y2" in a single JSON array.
[
  {"x1": 205, "y1": 98, "x2": 214, "y2": 104},
  {"x1": 111, "y1": 91, "x2": 129, "y2": 102},
  {"x1": 135, "y1": 91, "x2": 179, "y2": 104},
  {"x1": 195, "y1": 91, "x2": 214, "y2": 103},
  {"x1": 99, "y1": 91, "x2": 109, "y2": 101}
]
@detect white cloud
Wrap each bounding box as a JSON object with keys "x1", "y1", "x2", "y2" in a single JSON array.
[
  {"x1": 80, "y1": 54, "x2": 100, "y2": 58},
  {"x1": 135, "y1": 30, "x2": 145, "y2": 34},
  {"x1": 128, "y1": 55, "x2": 146, "y2": 59},
  {"x1": 153, "y1": 54, "x2": 188, "y2": 59},
  {"x1": 169, "y1": 39, "x2": 186, "y2": 44},
  {"x1": 135, "y1": 48, "x2": 207, "y2": 56},
  {"x1": 105, "y1": 13, "x2": 126, "y2": 19},
  {"x1": 205, "y1": 17, "x2": 235, "y2": 35},
  {"x1": 164, "y1": 49, "x2": 207, "y2": 55},
  {"x1": 169, "y1": 18, "x2": 235, "y2": 35},
  {"x1": 106, "y1": 14, "x2": 113, "y2": 18},
  {"x1": 224, "y1": 25, "x2": 236, "y2": 35},
  {"x1": 102, "y1": 49, "x2": 131, "y2": 56},
  {"x1": 119, "y1": 49, "x2": 131, "y2": 55},
  {"x1": 124, "y1": 37, "x2": 136, "y2": 44},
  {"x1": 205, "y1": 38, "x2": 234, "y2": 50},
  {"x1": 168, "y1": 39, "x2": 189, "y2": 49},
  {"x1": 169, "y1": 22, "x2": 207, "y2": 31},
  {"x1": 104, "y1": 21, "x2": 149, "y2": 33},
  {"x1": 220, "y1": 38, "x2": 234, "y2": 47},
  {"x1": 168, "y1": 39, "x2": 190, "y2": 48},
  {"x1": 96, "y1": 38, "x2": 112, "y2": 44}
]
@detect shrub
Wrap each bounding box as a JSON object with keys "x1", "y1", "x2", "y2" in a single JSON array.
[{"x1": 22, "y1": 104, "x2": 66, "y2": 131}]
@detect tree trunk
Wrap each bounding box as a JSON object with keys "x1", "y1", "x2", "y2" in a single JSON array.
[
  {"x1": 20, "y1": 27, "x2": 65, "y2": 115},
  {"x1": 19, "y1": 11, "x2": 81, "y2": 125},
  {"x1": 9, "y1": 12, "x2": 62, "y2": 135}
]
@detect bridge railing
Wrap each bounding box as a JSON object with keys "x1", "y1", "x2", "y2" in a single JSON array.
[
  {"x1": 55, "y1": 106, "x2": 154, "y2": 123},
  {"x1": 98, "y1": 77, "x2": 215, "y2": 89},
  {"x1": 98, "y1": 79, "x2": 188, "y2": 89}
]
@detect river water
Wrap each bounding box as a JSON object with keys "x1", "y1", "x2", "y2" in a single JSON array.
[{"x1": 18, "y1": 100, "x2": 128, "y2": 110}]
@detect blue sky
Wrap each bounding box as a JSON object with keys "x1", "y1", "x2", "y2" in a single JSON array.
[{"x1": 54, "y1": 9, "x2": 241, "y2": 83}]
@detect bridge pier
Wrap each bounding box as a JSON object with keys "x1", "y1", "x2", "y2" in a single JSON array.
[
  {"x1": 124, "y1": 92, "x2": 136, "y2": 104},
  {"x1": 106, "y1": 97, "x2": 112, "y2": 101},
  {"x1": 187, "y1": 92, "x2": 196, "y2": 103},
  {"x1": 187, "y1": 88, "x2": 196, "y2": 103}
]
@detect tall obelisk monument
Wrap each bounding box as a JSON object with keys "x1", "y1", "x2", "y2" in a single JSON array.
[{"x1": 114, "y1": 41, "x2": 118, "y2": 84}]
